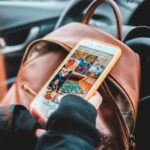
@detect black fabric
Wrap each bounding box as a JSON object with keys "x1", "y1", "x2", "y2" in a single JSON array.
[
  {"x1": 0, "y1": 105, "x2": 38, "y2": 150},
  {"x1": 35, "y1": 132, "x2": 95, "y2": 150},
  {"x1": 35, "y1": 94, "x2": 101, "y2": 150},
  {"x1": 135, "y1": 98, "x2": 150, "y2": 150},
  {"x1": 0, "y1": 95, "x2": 101, "y2": 150}
]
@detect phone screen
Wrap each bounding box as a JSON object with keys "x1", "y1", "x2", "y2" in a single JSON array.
[{"x1": 31, "y1": 40, "x2": 118, "y2": 117}]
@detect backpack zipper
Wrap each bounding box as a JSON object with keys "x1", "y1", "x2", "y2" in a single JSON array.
[
  {"x1": 21, "y1": 39, "x2": 72, "y2": 65},
  {"x1": 108, "y1": 74, "x2": 136, "y2": 143}
]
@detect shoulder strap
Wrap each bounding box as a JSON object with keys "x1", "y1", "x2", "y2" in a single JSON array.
[{"x1": 82, "y1": 0, "x2": 122, "y2": 41}]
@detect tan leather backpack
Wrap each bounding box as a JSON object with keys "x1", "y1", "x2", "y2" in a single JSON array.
[{"x1": 1, "y1": 0, "x2": 140, "y2": 149}]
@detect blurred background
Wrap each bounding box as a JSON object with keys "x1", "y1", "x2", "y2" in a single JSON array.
[{"x1": 0, "y1": 0, "x2": 148, "y2": 99}]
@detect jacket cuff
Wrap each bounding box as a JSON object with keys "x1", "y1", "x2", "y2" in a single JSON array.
[
  {"x1": 46, "y1": 94, "x2": 101, "y2": 147},
  {"x1": 0, "y1": 105, "x2": 39, "y2": 149}
]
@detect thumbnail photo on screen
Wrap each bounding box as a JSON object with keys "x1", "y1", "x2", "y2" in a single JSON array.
[{"x1": 43, "y1": 45, "x2": 114, "y2": 105}]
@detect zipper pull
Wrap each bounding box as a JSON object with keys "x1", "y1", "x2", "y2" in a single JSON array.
[
  {"x1": 22, "y1": 83, "x2": 37, "y2": 96},
  {"x1": 129, "y1": 135, "x2": 136, "y2": 150}
]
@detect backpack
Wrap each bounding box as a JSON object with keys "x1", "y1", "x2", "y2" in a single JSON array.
[{"x1": 1, "y1": 0, "x2": 140, "y2": 149}]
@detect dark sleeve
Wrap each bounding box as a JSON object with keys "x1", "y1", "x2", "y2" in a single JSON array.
[
  {"x1": 35, "y1": 94, "x2": 101, "y2": 150},
  {"x1": 0, "y1": 105, "x2": 39, "y2": 150}
]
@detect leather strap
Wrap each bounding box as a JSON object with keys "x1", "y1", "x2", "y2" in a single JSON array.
[{"x1": 82, "y1": 0, "x2": 122, "y2": 41}]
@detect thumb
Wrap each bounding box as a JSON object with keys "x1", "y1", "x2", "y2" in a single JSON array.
[
  {"x1": 31, "y1": 108, "x2": 48, "y2": 128},
  {"x1": 35, "y1": 129, "x2": 46, "y2": 139},
  {"x1": 88, "y1": 92, "x2": 102, "y2": 110}
]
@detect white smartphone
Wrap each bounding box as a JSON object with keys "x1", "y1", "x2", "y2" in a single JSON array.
[{"x1": 30, "y1": 39, "x2": 121, "y2": 118}]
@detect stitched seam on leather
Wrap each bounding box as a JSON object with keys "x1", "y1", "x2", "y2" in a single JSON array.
[
  {"x1": 102, "y1": 82, "x2": 129, "y2": 149},
  {"x1": 100, "y1": 84, "x2": 127, "y2": 149},
  {"x1": 104, "y1": 80, "x2": 130, "y2": 136},
  {"x1": 108, "y1": 74, "x2": 136, "y2": 132}
]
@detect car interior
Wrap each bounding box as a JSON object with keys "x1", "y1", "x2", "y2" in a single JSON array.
[{"x1": 0, "y1": 0, "x2": 150, "y2": 149}]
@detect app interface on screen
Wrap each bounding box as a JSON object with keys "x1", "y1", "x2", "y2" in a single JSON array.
[{"x1": 35, "y1": 44, "x2": 114, "y2": 117}]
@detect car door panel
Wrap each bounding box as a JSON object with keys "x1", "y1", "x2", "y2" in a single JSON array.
[{"x1": 0, "y1": 1, "x2": 68, "y2": 87}]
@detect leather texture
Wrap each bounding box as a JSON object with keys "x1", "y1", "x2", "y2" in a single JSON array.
[{"x1": 1, "y1": 0, "x2": 140, "y2": 149}]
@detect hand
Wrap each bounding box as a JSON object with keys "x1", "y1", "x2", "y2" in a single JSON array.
[
  {"x1": 31, "y1": 109, "x2": 47, "y2": 139},
  {"x1": 57, "y1": 92, "x2": 102, "y2": 110},
  {"x1": 31, "y1": 108, "x2": 48, "y2": 129},
  {"x1": 31, "y1": 92, "x2": 102, "y2": 138}
]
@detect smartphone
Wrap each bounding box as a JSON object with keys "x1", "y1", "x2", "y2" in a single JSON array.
[{"x1": 30, "y1": 39, "x2": 121, "y2": 117}]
